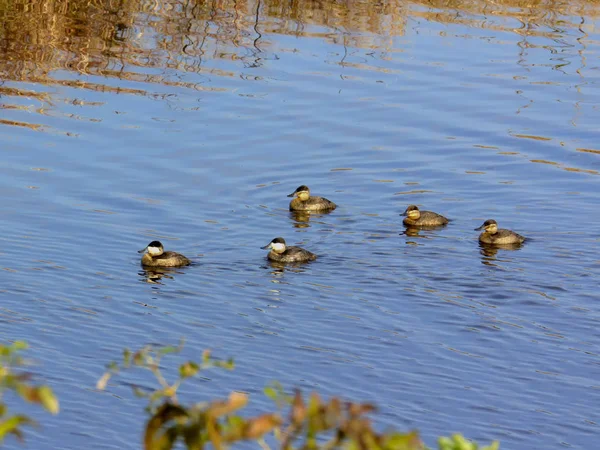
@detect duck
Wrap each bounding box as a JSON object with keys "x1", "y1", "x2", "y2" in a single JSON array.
[
  {"x1": 288, "y1": 185, "x2": 336, "y2": 212},
  {"x1": 261, "y1": 237, "x2": 317, "y2": 263},
  {"x1": 401, "y1": 205, "x2": 449, "y2": 227},
  {"x1": 138, "y1": 240, "x2": 191, "y2": 267},
  {"x1": 474, "y1": 219, "x2": 525, "y2": 245}
]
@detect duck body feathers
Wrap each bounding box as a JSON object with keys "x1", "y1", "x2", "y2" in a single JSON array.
[
  {"x1": 479, "y1": 229, "x2": 525, "y2": 245},
  {"x1": 141, "y1": 251, "x2": 191, "y2": 267},
  {"x1": 267, "y1": 246, "x2": 317, "y2": 263},
  {"x1": 289, "y1": 196, "x2": 337, "y2": 212},
  {"x1": 403, "y1": 211, "x2": 449, "y2": 227}
]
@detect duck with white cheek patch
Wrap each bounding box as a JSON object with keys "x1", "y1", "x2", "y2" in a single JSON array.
[
  {"x1": 261, "y1": 237, "x2": 317, "y2": 263},
  {"x1": 138, "y1": 241, "x2": 191, "y2": 267}
]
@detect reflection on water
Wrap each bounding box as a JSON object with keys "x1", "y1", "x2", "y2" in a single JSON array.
[
  {"x1": 289, "y1": 210, "x2": 336, "y2": 229},
  {"x1": 479, "y1": 242, "x2": 523, "y2": 266},
  {"x1": 138, "y1": 266, "x2": 189, "y2": 284},
  {"x1": 1, "y1": 1, "x2": 600, "y2": 450}
]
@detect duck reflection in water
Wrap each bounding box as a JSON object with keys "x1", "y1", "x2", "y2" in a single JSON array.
[
  {"x1": 138, "y1": 266, "x2": 183, "y2": 284},
  {"x1": 289, "y1": 209, "x2": 334, "y2": 229},
  {"x1": 479, "y1": 241, "x2": 523, "y2": 267},
  {"x1": 289, "y1": 210, "x2": 312, "y2": 228}
]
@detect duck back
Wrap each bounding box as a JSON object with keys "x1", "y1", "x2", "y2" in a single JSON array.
[
  {"x1": 142, "y1": 251, "x2": 191, "y2": 267},
  {"x1": 403, "y1": 210, "x2": 448, "y2": 227},
  {"x1": 479, "y1": 229, "x2": 525, "y2": 245},
  {"x1": 289, "y1": 196, "x2": 337, "y2": 212},
  {"x1": 268, "y1": 246, "x2": 317, "y2": 263}
]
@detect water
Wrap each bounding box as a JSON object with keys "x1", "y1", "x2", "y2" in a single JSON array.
[{"x1": 1, "y1": 1, "x2": 599, "y2": 449}]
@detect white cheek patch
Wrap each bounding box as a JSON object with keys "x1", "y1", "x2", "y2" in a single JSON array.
[
  {"x1": 148, "y1": 246, "x2": 162, "y2": 256},
  {"x1": 271, "y1": 243, "x2": 286, "y2": 253}
]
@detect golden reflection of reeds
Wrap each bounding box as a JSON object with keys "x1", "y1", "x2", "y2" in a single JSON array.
[
  {"x1": 0, "y1": 119, "x2": 43, "y2": 130},
  {"x1": 1, "y1": 0, "x2": 598, "y2": 87}
]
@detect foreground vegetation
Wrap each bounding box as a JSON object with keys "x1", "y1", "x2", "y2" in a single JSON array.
[
  {"x1": 1, "y1": 340, "x2": 498, "y2": 449},
  {"x1": 0, "y1": 342, "x2": 59, "y2": 443}
]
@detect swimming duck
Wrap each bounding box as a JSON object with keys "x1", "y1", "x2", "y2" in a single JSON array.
[
  {"x1": 288, "y1": 185, "x2": 337, "y2": 212},
  {"x1": 261, "y1": 237, "x2": 317, "y2": 263},
  {"x1": 138, "y1": 240, "x2": 191, "y2": 267},
  {"x1": 474, "y1": 219, "x2": 525, "y2": 245},
  {"x1": 401, "y1": 205, "x2": 449, "y2": 227}
]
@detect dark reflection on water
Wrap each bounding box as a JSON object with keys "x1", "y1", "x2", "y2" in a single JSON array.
[
  {"x1": 289, "y1": 210, "x2": 336, "y2": 229},
  {"x1": 138, "y1": 266, "x2": 190, "y2": 284},
  {"x1": 479, "y1": 243, "x2": 523, "y2": 267},
  {"x1": 1, "y1": 0, "x2": 600, "y2": 450}
]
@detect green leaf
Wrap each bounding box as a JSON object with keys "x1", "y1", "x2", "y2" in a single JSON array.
[
  {"x1": 438, "y1": 436, "x2": 453, "y2": 450},
  {"x1": 0, "y1": 415, "x2": 34, "y2": 442},
  {"x1": 123, "y1": 349, "x2": 132, "y2": 367},
  {"x1": 133, "y1": 386, "x2": 149, "y2": 398},
  {"x1": 10, "y1": 341, "x2": 28, "y2": 352},
  {"x1": 157, "y1": 341, "x2": 184, "y2": 356},
  {"x1": 179, "y1": 361, "x2": 199, "y2": 379},
  {"x1": 264, "y1": 386, "x2": 277, "y2": 401},
  {"x1": 483, "y1": 442, "x2": 500, "y2": 450},
  {"x1": 133, "y1": 350, "x2": 146, "y2": 366}
]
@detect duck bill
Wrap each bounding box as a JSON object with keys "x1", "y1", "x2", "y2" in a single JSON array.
[
  {"x1": 137, "y1": 246, "x2": 148, "y2": 253},
  {"x1": 287, "y1": 192, "x2": 296, "y2": 198},
  {"x1": 261, "y1": 243, "x2": 272, "y2": 250},
  {"x1": 474, "y1": 225, "x2": 484, "y2": 231},
  {"x1": 400, "y1": 211, "x2": 408, "y2": 216}
]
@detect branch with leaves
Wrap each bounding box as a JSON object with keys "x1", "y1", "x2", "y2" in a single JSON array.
[
  {"x1": 0, "y1": 341, "x2": 59, "y2": 444},
  {"x1": 97, "y1": 342, "x2": 498, "y2": 450}
]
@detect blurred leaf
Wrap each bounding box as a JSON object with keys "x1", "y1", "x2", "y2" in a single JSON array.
[
  {"x1": 133, "y1": 386, "x2": 149, "y2": 398},
  {"x1": 0, "y1": 415, "x2": 33, "y2": 442},
  {"x1": 243, "y1": 413, "x2": 282, "y2": 439},
  {"x1": 264, "y1": 387, "x2": 277, "y2": 401},
  {"x1": 209, "y1": 392, "x2": 248, "y2": 418},
  {"x1": 291, "y1": 390, "x2": 306, "y2": 425},
  {"x1": 439, "y1": 436, "x2": 452, "y2": 450},
  {"x1": 179, "y1": 362, "x2": 199, "y2": 379},
  {"x1": 10, "y1": 341, "x2": 28, "y2": 352},
  {"x1": 37, "y1": 386, "x2": 59, "y2": 414},
  {"x1": 96, "y1": 372, "x2": 111, "y2": 391},
  {"x1": 133, "y1": 350, "x2": 146, "y2": 366},
  {"x1": 348, "y1": 402, "x2": 376, "y2": 417},
  {"x1": 158, "y1": 341, "x2": 184, "y2": 356},
  {"x1": 150, "y1": 388, "x2": 175, "y2": 404},
  {"x1": 384, "y1": 431, "x2": 423, "y2": 450},
  {"x1": 144, "y1": 403, "x2": 187, "y2": 450},
  {"x1": 123, "y1": 349, "x2": 132, "y2": 367}
]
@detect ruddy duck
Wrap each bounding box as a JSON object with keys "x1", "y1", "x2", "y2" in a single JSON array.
[
  {"x1": 261, "y1": 237, "x2": 317, "y2": 263},
  {"x1": 475, "y1": 219, "x2": 525, "y2": 245},
  {"x1": 401, "y1": 205, "x2": 449, "y2": 227},
  {"x1": 138, "y1": 240, "x2": 191, "y2": 267},
  {"x1": 287, "y1": 185, "x2": 336, "y2": 212}
]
